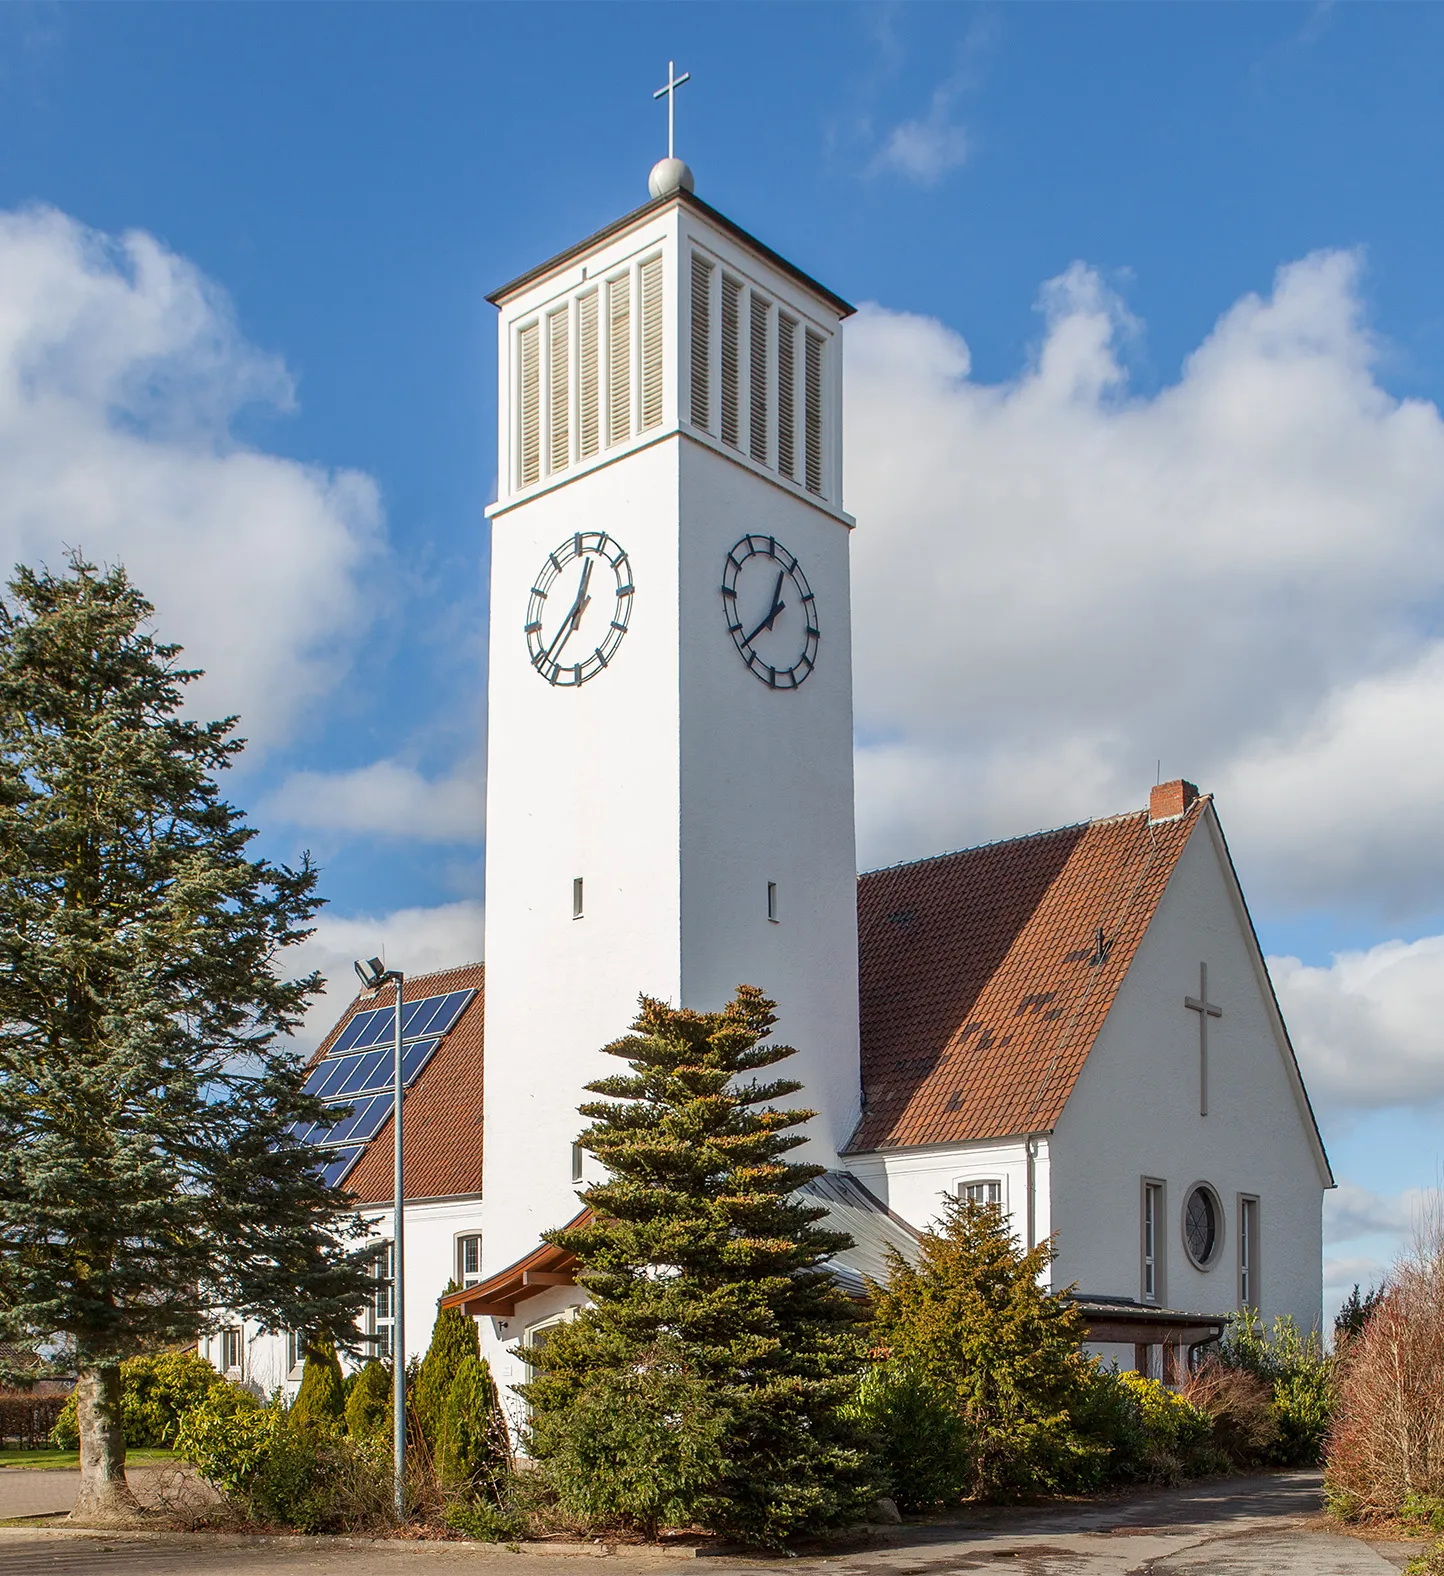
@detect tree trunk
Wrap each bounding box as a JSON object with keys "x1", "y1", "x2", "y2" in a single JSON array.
[{"x1": 71, "y1": 1365, "x2": 140, "y2": 1522}]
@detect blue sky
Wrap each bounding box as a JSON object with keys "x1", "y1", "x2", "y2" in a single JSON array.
[{"x1": 1, "y1": 1, "x2": 1442, "y2": 1317}]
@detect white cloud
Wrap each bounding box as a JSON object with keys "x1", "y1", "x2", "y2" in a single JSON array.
[
  {"x1": 1271, "y1": 937, "x2": 1444, "y2": 1112},
  {"x1": 284, "y1": 899, "x2": 485, "y2": 1056},
  {"x1": 1325, "y1": 1179, "x2": 1424, "y2": 1242},
  {"x1": 846, "y1": 250, "x2": 1444, "y2": 914},
  {"x1": 0, "y1": 205, "x2": 383, "y2": 753},
  {"x1": 263, "y1": 758, "x2": 484, "y2": 844},
  {"x1": 869, "y1": 100, "x2": 969, "y2": 185}
]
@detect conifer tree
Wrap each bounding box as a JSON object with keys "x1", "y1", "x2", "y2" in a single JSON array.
[
  {"x1": 0, "y1": 557, "x2": 375, "y2": 1520},
  {"x1": 345, "y1": 1359, "x2": 392, "y2": 1441},
  {"x1": 523, "y1": 987, "x2": 875, "y2": 1544},
  {"x1": 290, "y1": 1338, "x2": 346, "y2": 1435},
  {"x1": 414, "y1": 1281, "x2": 480, "y2": 1450}
]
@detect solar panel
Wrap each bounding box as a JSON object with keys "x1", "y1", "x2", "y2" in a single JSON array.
[{"x1": 287, "y1": 987, "x2": 475, "y2": 1190}]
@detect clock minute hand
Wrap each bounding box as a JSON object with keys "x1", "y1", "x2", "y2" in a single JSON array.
[
  {"x1": 741, "y1": 570, "x2": 788, "y2": 646},
  {"x1": 541, "y1": 559, "x2": 594, "y2": 665}
]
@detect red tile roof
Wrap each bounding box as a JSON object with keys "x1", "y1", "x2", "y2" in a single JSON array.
[
  {"x1": 309, "y1": 962, "x2": 485, "y2": 1206},
  {"x1": 848, "y1": 797, "x2": 1208, "y2": 1152}
]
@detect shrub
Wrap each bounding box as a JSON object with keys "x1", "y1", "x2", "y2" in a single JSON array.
[
  {"x1": 869, "y1": 1195, "x2": 1102, "y2": 1498},
  {"x1": 1181, "y1": 1359, "x2": 1279, "y2": 1467},
  {"x1": 414, "y1": 1284, "x2": 480, "y2": 1453},
  {"x1": 1218, "y1": 1314, "x2": 1334, "y2": 1465},
  {"x1": 345, "y1": 1360, "x2": 392, "y2": 1442},
  {"x1": 51, "y1": 1349, "x2": 228, "y2": 1450},
  {"x1": 289, "y1": 1339, "x2": 345, "y2": 1436},
  {"x1": 436, "y1": 1356, "x2": 510, "y2": 1500},
  {"x1": 1327, "y1": 1213, "x2": 1444, "y2": 1522},
  {"x1": 176, "y1": 1386, "x2": 394, "y2": 1532},
  {"x1": 844, "y1": 1358, "x2": 973, "y2": 1510},
  {"x1": 0, "y1": 1391, "x2": 70, "y2": 1449}
]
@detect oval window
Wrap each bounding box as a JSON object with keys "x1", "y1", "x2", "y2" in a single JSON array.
[{"x1": 1184, "y1": 1184, "x2": 1221, "y2": 1268}]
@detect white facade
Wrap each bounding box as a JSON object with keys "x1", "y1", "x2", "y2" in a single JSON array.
[{"x1": 479, "y1": 191, "x2": 861, "y2": 1299}]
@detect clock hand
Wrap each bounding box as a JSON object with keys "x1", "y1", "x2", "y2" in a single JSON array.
[
  {"x1": 741, "y1": 570, "x2": 788, "y2": 646},
  {"x1": 539, "y1": 558, "x2": 595, "y2": 666}
]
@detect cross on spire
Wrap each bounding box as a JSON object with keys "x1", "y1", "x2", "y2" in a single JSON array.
[
  {"x1": 653, "y1": 60, "x2": 691, "y2": 160},
  {"x1": 1185, "y1": 962, "x2": 1223, "y2": 1118}
]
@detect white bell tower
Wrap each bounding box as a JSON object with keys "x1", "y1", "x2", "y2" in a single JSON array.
[{"x1": 478, "y1": 133, "x2": 861, "y2": 1280}]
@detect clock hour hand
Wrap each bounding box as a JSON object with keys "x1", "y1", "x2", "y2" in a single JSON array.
[
  {"x1": 540, "y1": 558, "x2": 594, "y2": 665},
  {"x1": 741, "y1": 570, "x2": 788, "y2": 647}
]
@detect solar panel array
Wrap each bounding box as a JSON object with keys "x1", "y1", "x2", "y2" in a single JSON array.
[{"x1": 291, "y1": 988, "x2": 475, "y2": 1189}]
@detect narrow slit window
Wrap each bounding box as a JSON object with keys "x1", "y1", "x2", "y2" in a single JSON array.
[
  {"x1": 804, "y1": 329, "x2": 825, "y2": 495},
  {"x1": 749, "y1": 292, "x2": 770, "y2": 467},
  {"x1": 607, "y1": 274, "x2": 632, "y2": 447},
  {"x1": 777, "y1": 314, "x2": 797, "y2": 480},
  {"x1": 639, "y1": 255, "x2": 664, "y2": 431},
  {"x1": 1143, "y1": 1181, "x2": 1164, "y2": 1303},
  {"x1": 690, "y1": 254, "x2": 713, "y2": 430},
  {"x1": 767, "y1": 881, "x2": 779, "y2": 922},
  {"x1": 571, "y1": 1142, "x2": 584, "y2": 1184},
  {"x1": 546, "y1": 306, "x2": 570, "y2": 475},
  {"x1": 1239, "y1": 1196, "x2": 1259, "y2": 1310},
  {"x1": 720, "y1": 274, "x2": 742, "y2": 449},
  {"x1": 577, "y1": 290, "x2": 600, "y2": 459},
  {"x1": 517, "y1": 320, "x2": 541, "y2": 488},
  {"x1": 572, "y1": 877, "x2": 584, "y2": 919}
]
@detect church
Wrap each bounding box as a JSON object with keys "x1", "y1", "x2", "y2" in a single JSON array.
[{"x1": 205, "y1": 133, "x2": 1332, "y2": 1414}]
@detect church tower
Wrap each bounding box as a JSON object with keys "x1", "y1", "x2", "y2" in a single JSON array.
[{"x1": 478, "y1": 136, "x2": 860, "y2": 1279}]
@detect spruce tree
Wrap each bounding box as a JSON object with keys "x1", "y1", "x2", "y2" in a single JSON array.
[
  {"x1": 0, "y1": 557, "x2": 375, "y2": 1520},
  {"x1": 523, "y1": 986, "x2": 875, "y2": 1545}
]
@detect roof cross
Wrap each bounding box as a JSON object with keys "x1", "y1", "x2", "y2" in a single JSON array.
[
  {"x1": 1185, "y1": 962, "x2": 1223, "y2": 1118},
  {"x1": 653, "y1": 60, "x2": 691, "y2": 160}
]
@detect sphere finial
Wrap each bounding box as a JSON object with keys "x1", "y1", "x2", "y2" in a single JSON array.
[{"x1": 649, "y1": 156, "x2": 695, "y2": 199}]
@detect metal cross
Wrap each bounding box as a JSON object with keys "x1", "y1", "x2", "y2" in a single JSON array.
[
  {"x1": 653, "y1": 60, "x2": 691, "y2": 159},
  {"x1": 1185, "y1": 962, "x2": 1223, "y2": 1118}
]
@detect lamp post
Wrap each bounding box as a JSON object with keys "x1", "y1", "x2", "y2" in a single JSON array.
[{"x1": 355, "y1": 955, "x2": 405, "y2": 1520}]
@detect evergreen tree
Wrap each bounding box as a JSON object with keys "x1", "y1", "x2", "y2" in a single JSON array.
[
  {"x1": 869, "y1": 1195, "x2": 1095, "y2": 1498},
  {"x1": 523, "y1": 987, "x2": 874, "y2": 1545},
  {"x1": 0, "y1": 557, "x2": 375, "y2": 1520},
  {"x1": 290, "y1": 1338, "x2": 346, "y2": 1435},
  {"x1": 414, "y1": 1281, "x2": 480, "y2": 1450},
  {"x1": 345, "y1": 1359, "x2": 392, "y2": 1441},
  {"x1": 436, "y1": 1355, "x2": 510, "y2": 1498}
]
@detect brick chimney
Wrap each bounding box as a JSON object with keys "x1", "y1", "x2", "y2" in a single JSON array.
[{"x1": 1149, "y1": 779, "x2": 1199, "y2": 822}]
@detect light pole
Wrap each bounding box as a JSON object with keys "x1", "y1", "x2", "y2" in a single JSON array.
[{"x1": 355, "y1": 955, "x2": 405, "y2": 1520}]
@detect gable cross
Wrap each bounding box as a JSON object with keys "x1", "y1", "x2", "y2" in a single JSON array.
[
  {"x1": 653, "y1": 60, "x2": 691, "y2": 160},
  {"x1": 1185, "y1": 962, "x2": 1223, "y2": 1118}
]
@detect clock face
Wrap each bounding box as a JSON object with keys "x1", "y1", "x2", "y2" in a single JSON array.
[
  {"x1": 721, "y1": 534, "x2": 820, "y2": 689},
  {"x1": 525, "y1": 531, "x2": 634, "y2": 686}
]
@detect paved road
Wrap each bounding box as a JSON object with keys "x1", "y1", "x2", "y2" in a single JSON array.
[{"x1": 0, "y1": 1470, "x2": 1420, "y2": 1575}]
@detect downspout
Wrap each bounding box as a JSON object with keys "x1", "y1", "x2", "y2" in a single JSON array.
[{"x1": 1025, "y1": 1134, "x2": 1038, "y2": 1252}]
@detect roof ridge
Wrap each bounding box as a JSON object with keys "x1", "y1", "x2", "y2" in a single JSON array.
[{"x1": 858, "y1": 806, "x2": 1154, "y2": 879}]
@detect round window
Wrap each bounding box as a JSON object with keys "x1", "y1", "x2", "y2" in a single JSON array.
[{"x1": 1183, "y1": 1184, "x2": 1222, "y2": 1268}]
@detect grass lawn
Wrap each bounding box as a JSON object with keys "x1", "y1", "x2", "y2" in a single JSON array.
[{"x1": 0, "y1": 1448, "x2": 178, "y2": 1470}]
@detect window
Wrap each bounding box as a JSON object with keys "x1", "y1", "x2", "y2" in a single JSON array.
[
  {"x1": 577, "y1": 290, "x2": 600, "y2": 460},
  {"x1": 220, "y1": 1327, "x2": 243, "y2": 1375},
  {"x1": 457, "y1": 1234, "x2": 482, "y2": 1290},
  {"x1": 572, "y1": 877, "x2": 584, "y2": 920},
  {"x1": 606, "y1": 273, "x2": 631, "y2": 447},
  {"x1": 1183, "y1": 1183, "x2": 1223, "y2": 1269},
  {"x1": 749, "y1": 292, "x2": 770, "y2": 467},
  {"x1": 517, "y1": 320, "x2": 541, "y2": 487},
  {"x1": 804, "y1": 329, "x2": 825, "y2": 495},
  {"x1": 370, "y1": 1241, "x2": 395, "y2": 1359},
  {"x1": 720, "y1": 274, "x2": 742, "y2": 449},
  {"x1": 639, "y1": 255, "x2": 664, "y2": 431},
  {"x1": 285, "y1": 1330, "x2": 301, "y2": 1377},
  {"x1": 1142, "y1": 1179, "x2": 1165, "y2": 1304},
  {"x1": 777, "y1": 314, "x2": 797, "y2": 480},
  {"x1": 766, "y1": 881, "x2": 779, "y2": 923},
  {"x1": 545, "y1": 306, "x2": 570, "y2": 476},
  {"x1": 571, "y1": 1142, "x2": 584, "y2": 1184},
  {"x1": 1239, "y1": 1196, "x2": 1259, "y2": 1310},
  {"x1": 960, "y1": 1179, "x2": 1002, "y2": 1207},
  {"x1": 689, "y1": 254, "x2": 713, "y2": 430}
]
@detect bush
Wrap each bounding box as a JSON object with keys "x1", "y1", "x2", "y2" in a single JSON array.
[
  {"x1": 1327, "y1": 1214, "x2": 1444, "y2": 1522},
  {"x1": 1181, "y1": 1359, "x2": 1279, "y2": 1468},
  {"x1": 345, "y1": 1360, "x2": 392, "y2": 1442},
  {"x1": 289, "y1": 1339, "x2": 345, "y2": 1436},
  {"x1": 869, "y1": 1196, "x2": 1103, "y2": 1499},
  {"x1": 0, "y1": 1391, "x2": 70, "y2": 1449},
  {"x1": 51, "y1": 1349, "x2": 229, "y2": 1450},
  {"x1": 414, "y1": 1284, "x2": 479, "y2": 1453},
  {"x1": 1218, "y1": 1314, "x2": 1334, "y2": 1465},
  {"x1": 436, "y1": 1356, "x2": 510, "y2": 1500},
  {"x1": 844, "y1": 1359, "x2": 973, "y2": 1510},
  {"x1": 176, "y1": 1386, "x2": 394, "y2": 1532}
]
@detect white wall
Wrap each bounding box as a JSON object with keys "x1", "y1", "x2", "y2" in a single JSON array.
[{"x1": 1050, "y1": 808, "x2": 1328, "y2": 1335}]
